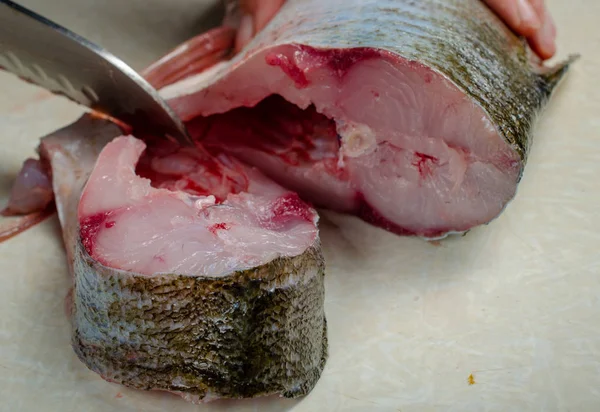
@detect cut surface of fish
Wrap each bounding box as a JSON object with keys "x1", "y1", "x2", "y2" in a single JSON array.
[
  {"x1": 80, "y1": 134, "x2": 320, "y2": 277},
  {"x1": 152, "y1": 0, "x2": 576, "y2": 239},
  {"x1": 9, "y1": 115, "x2": 327, "y2": 403}
]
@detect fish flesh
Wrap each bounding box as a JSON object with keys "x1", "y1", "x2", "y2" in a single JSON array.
[
  {"x1": 1, "y1": 158, "x2": 53, "y2": 216},
  {"x1": 9, "y1": 115, "x2": 327, "y2": 402},
  {"x1": 0, "y1": 157, "x2": 55, "y2": 242},
  {"x1": 145, "y1": 0, "x2": 576, "y2": 238}
]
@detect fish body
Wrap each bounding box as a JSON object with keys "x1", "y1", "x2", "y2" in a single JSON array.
[
  {"x1": 148, "y1": 0, "x2": 576, "y2": 238},
  {"x1": 25, "y1": 115, "x2": 328, "y2": 403}
]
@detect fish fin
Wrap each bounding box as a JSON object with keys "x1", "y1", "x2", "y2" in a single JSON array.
[
  {"x1": 0, "y1": 205, "x2": 55, "y2": 244},
  {"x1": 539, "y1": 54, "x2": 581, "y2": 90},
  {"x1": 142, "y1": 27, "x2": 235, "y2": 90},
  {"x1": 531, "y1": 54, "x2": 581, "y2": 102}
]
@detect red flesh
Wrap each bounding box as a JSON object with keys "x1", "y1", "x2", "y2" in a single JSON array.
[{"x1": 79, "y1": 212, "x2": 112, "y2": 257}]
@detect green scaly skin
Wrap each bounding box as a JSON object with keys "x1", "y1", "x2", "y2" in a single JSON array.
[{"x1": 71, "y1": 239, "x2": 327, "y2": 401}]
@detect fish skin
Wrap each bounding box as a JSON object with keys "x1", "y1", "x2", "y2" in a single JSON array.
[
  {"x1": 38, "y1": 115, "x2": 123, "y2": 266},
  {"x1": 229, "y1": 0, "x2": 577, "y2": 165},
  {"x1": 32, "y1": 114, "x2": 328, "y2": 402},
  {"x1": 72, "y1": 238, "x2": 327, "y2": 401}
]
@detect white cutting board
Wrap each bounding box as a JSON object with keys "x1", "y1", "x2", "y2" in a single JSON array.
[{"x1": 1, "y1": 1, "x2": 599, "y2": 411}]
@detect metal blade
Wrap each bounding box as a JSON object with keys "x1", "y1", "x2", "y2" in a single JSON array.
[{"x1": 0, "y1": 0, "x2": 193, "y2": 146}]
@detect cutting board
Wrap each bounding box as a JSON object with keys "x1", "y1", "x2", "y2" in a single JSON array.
[{"x1": 1, "y1": 1, "x2": 599, "y2": 411}]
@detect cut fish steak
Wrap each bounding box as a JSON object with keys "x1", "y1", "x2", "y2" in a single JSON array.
[
  {"x1": 146, "y1": 0, "x2": 577, "y2": 239},
  {"x1": 10, "y1": 115, "x2": 327, "y2": 402}
]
